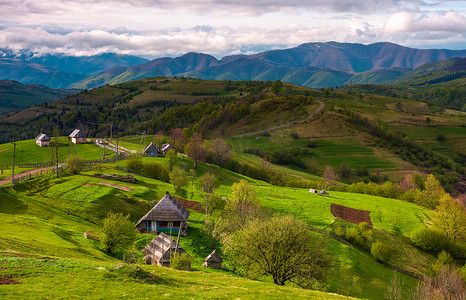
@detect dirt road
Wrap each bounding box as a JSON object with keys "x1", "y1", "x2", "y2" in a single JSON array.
[{"x1": 0, "y1": 166, "x2": 55, "y2": 186}]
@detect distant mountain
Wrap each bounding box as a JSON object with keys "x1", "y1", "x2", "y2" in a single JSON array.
[
  {"x1": 72, "y1": 42, "x2": 466, "y2": 89},
  {"x1": 0, "y1": 80, "x2": 79, "y2": 113},
  {"x1": 0, "y1": 58, "x2": 87, "y2": 88},
  {"x1": 0, "y1": 48, "x2": 149, "y2": 74}
]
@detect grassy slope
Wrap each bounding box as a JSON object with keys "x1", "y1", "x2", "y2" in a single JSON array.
[{"x1": 0, "y1": 156, "x2": 435, "y2": 299}]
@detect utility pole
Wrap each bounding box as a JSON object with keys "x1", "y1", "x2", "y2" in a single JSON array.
[{"x1": 11, "y1": 142, "x2": 16, "y2": 187}]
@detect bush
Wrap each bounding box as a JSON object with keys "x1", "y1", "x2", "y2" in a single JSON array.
[
  {"x1": 371, "y1": 241, "x2": 393, "y2": 263},
  {"x1": 65, "y1": 156, "x2": 85, "y2": 174},
  {"x1": 411, "y1": 227, "x2": 449, "y2": 255},
  {"x1": 125, "y1": 156, "x2": 144, "y2": 173},
  {"x1": 170, "y1": 252, "x2": 192, "y2": 270},
  {"x1": 144, "y1": 161, "x2": 169, "y2": 182}
]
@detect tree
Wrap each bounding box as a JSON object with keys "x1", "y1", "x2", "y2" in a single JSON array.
[
  {"x1": 225, "y1": 180, "x2": 260, "y2": 230},
  {"x1": 199, "y1": 173, "x2": 220, "y2": 222},
  {"x1": 101, "y1": 213, "x2": 137, "y2": 255},
  {"x1": 225, "y1": 215, "x2": 333, "y2": 288},
  {"x1": 432, "y1": 194, "x2": 466, "y2": 243},
  {"x1": 415, "y1": 266, "x2": 465, "y2": 300},
  {"x1": 337, "y1": 163, "x2": 351, "y2": 178},
  {"x1": 421, "y1": 174, "x2": 446, "y2": 208},
  {"x1": 169, "y1": 128, "x2": 187, "y2": 153},
  {"x1": 271, "y1": 80, "x2": 283, "y2": 95},
  {"x1": 209, "y1": 137, "x2": 232, "y2": 167},
  {"x1": 185, "y1": 133, "x2": 205, "y2": 169},
  {"x1": 65, "y1": 156, "x2": 85, "y2": 174},
  {"x1": 425, "y1": 117, "x2": 431, "y2": 126},
  {"x1": 322, "y1": 165, "x2": 339, "y2": 182},
  {"x1": 169, "y1": 166, "x2": 188, "y2": 192}
]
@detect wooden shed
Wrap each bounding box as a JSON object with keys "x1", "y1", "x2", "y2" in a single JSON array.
[
  {"x1": 135, "y1": 191, "x2": 190, "y2": 234},
  {"x1": 143, "y1": 142, "x2": 160, "y2": 157},
  {"x1": 142, "y1": 232, "x2": 190, "y2": 268},
  {"x1": 69, "y1": 129, "x2": 86, "y2": 144},
  {"x1": 161, "y1": 143, "x2": 173, "y2": 155},
  {"x1": 202, "y1": 250, "x2": 223, "y2": 268},
  {"x1": 35, "y1": 133, "x2": 50, "y2": 147}
]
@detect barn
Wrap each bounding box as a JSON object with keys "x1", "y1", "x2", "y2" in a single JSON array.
[
  {"x1": 202, "y1": 250, "x2": 223, "y2": 268},
  {"x1": 142, "y1": 232, "x2": 190, "y2": 268},
  {"x1": 35, "y1": 133, "x2": 50, "y2": 147},
  {"x1": 143, "y1": 142, "x2": 160, "y2": 157},
  {"x1": 135, "y1": 191, "x2": 190, "y2": 234},
  {"x1": 69, "y1": 129, "x2": 86, "y2": 144}
]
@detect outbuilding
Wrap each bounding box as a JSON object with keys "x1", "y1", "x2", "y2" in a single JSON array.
[
  {"x1": 69, "y1": 129, "x2": 86, "y2": 144},
  {"x1": 35, "y1": 133, "x2": 50, "y2": 147},
  {"x1": 135, "y1": 191, "x2": 189, "y2": 234},
  {"x1": 202, "y1": 250, "x2": 223, "y2": 268},
  {"x1": 161, "y1": 144, "x2": 173, "y2": 155},
  {"x1": 143, "y1": 142, "x2": 160, "y2": 157},
  {"x1": 142, "y1": 232, "x2": 190, "y2": 268}
]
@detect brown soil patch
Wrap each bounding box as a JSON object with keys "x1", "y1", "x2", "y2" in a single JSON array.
[
  {"x1": 0, "y1": 276, "x2": 21, "y2": 284},
  {"x1": 173, "y1": 197, "x2": 203, "y2": 212},
  {"x1": 83, "y1": 183, "x2": 98, "y2": 187},
  {"x1": 331, "y1": 204, "x2": 372, "y2": 228},
  {"x1": 99, "y1": 182, "x2": 133, "y2": 191}
]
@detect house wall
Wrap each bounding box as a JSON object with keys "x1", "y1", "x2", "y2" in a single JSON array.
[
  {"x1": 136, "y1": 220, "x2": 182, "y2": 233},
  {"x1": 36, "y1": 140, "x2": 50, "y2": 147},
  {"x1": 71, "y1": 137, "x2": 86, "y2": 144}
]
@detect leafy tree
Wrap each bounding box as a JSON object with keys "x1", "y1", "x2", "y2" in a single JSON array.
[
  {"x1": 65, "y1": 156, "x2": 85, "y2": 174},
  {"x1": 271, "y1": 80, "x2": 283, "y2": 95},
  {"x1": 170, "y1": 252, "x2": 192, "y2": 270},
  {"x1": 101, "y1": 213, "x2": 137, "y2": 255},
  {"x1": 169, "y1": 128, "x2": 187, "y2": 153},
  {"x1": 225, "y1": 215, "x2": 333, "y2": 288},
  {"x1": 169, "y1": 166, "x2": 188, "y2": 192},
  {"x1": 432, "y1": 194, "x2": 466, "y2": 243},
  {"x1": 199, "y1": 173, "x2": 220, "y2": 222},
  {"x1": 209, "y1": 137, "x2": 232, "y2": 167},
  {"x1": 185, "y1": 133, "x2": 205, "y2": 169},
  {"x1": 420, "y1": 174, "x2": 446, "y2": 208},
  {"x1": 337, "y1": 163, "x2": 351, "y2": 178},
  {"x1": 225, "y1": 180, "x2": 260, "y2": 230}
]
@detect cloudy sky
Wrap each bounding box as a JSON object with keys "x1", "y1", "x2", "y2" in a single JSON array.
[{"x1": 1, "y1": 0, "x2": 465, "y2": 58}]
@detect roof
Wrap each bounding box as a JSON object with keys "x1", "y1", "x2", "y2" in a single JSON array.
[
  {"x1": 69, "y1": 129, "x2": 86, "y2": 138},
  {"x1": 162, "y1": 144, "x2": 173, "y2": 152},
  {"x1": 142, "y1": 233, "x2": 183, "y2": 263},
  {"x1": 143, "y1": 142, "x2": 160, "y2": 154},
  {"x1": 35, "y1": 133, "x2": 50, "y2": 141},
  {"x1": 135, "y1": 191, "x2": 190, "y2": 227},
  {"x1": 205, "y1": 250, "x2": 222, "y2": 263}
]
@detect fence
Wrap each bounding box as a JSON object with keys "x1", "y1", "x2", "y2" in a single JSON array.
[
  {"x1": 12, "y1": 168, "x2": 56, "y2": 184},
  {"x1": 0, "y1": 162, "x2": 53, "y2": 169}
]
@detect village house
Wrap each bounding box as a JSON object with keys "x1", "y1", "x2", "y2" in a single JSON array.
[
  {"x1": 143, "y1": 142, "x2": 160, "y2": 157},
  {"x1": 35, "y1": 133, "x2": 50, "y2": 147},
  {"x1": 135, "y1": 191, "x2": 189, "y2": 234},
  {"x1": 142, "y1": 232, "x2": 190, "y2": 268},
  {"x1": 161, "y1": 143, "x2": 173, "y2": 155},
  {"x1": 69, "y1": 129, "x2": 86, "y2": 144},
  {"x1": 202, "y1": 250, "x2": 223, "y2": 268}
]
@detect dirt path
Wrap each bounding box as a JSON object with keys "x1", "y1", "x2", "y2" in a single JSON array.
[
  {"x1": 230, "y1": 100, "x2": 324, "y2": 138},
  {"x1": 0, "y1": 166, "x2": 55, "y2": 186},
  {"x1": 206, "y1": 164, "x2": 230, "y2": 182}
]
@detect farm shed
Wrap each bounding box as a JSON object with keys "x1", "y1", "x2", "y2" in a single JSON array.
[
  {"x1": 143, "y1": 142, "x2": 160, "y2": 157},
  {"x1": 135, "y1": 191, "x2": 190, "y2": 234},
  {"x1": 161, "y1": 143, "x2": 173, "y2": 155},
  {"x1": 142, "y1": 232, "x2": 190, "y2": 268},
  {"x1": 309, "y1": 188, "x2": 317, "y2": 193},
  {"x1": 69, "y1": 129, "x2": 86, "y2": 144},
  {"x1": 202, "y1": 250, "x2": 223, "y2": 268},
  {"x1": 35, "y1": 133, "x2": 50, "y2": 147}
]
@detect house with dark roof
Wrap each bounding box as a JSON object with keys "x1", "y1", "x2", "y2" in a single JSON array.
[
  {"x1": 135, "y1": 191, "x2": 190, "y2": 234},
  {"x1": 161, "y1": 143, "x2": 173, "y2": 155},
  {"x1": 69, "y1": 129, "x2": 86, "y2": 144},
  {"x1": 142, "y1": 232, "x2": 190, "y2": 268},
  {"x1": 202, "y1": 250, "x2": 223, "y2": 268},
  {"x1": 35, "y1": 133, "x2": 50, "y2": 147},
  {"x1": 143, "y1": 142, "x2": 160, "y2": 157}
]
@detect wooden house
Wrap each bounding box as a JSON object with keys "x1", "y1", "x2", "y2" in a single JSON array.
[
  {"x1": 142, "y1": 232, "x2": 190, "y2": 268},
  {"x1": 202, "y1": 250, "x2": 223, "y2": 268},
  {"x1": 143, "y1": 142, "x2": 160, "y2": 157},
  {"x1": 135, "y1": 191, "x2": 190, "y2": 234},
  {"x1": 161, "y1": 143, "x2": 173, "y2": 155},
  {"x1": 69, "y1": 129, "x2": 86, "y2": 144},
  {"x1": 35, "y1": 133, "x2": 50, "y2": 147}
]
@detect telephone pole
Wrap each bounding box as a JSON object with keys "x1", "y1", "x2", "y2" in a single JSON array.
[{"x1": 11, "y1": 142, "x2": 16, "y2": 187}]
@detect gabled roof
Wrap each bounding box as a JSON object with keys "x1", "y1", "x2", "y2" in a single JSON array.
[
  {"x1": 143, "y1": 142, "x2": 160, "y2": 154},
  {"x1": 35, "y1": 133, "x2": 50, "y2": 141},
  {"x1": 162, "y1": 144, "x2": 173, "y2": 152},
  {"x1": 142, "y1": 233, "x2": 183, "y2": 263},
  {"x1": 135, "y1": 191, "x2": 190, "y2": 227},
  {"x1": 205, "y1": 250, "x2": 222, "y2": 263},
  {"x1": 69, "y1": 129, "x2": 86, "y2": 138}
]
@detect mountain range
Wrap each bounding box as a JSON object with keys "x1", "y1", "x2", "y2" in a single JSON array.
[{"x1": 1, "y1": 42, "x2": 466, "y2": 89}]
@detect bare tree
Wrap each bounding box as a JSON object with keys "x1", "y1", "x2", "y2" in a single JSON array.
[
  {"x1": 169, "y1": 128, "x2": 187, "y2": 153},
  {"x1": 185, "y1": 133, "x2": 206, "y2": 169},
  {"x1": 385, "y1": 271, "x2": 404, "y2": 300},
  {"x1": 322, "y1": 165, "x2": 339, "y2": 182},
  {"x1": 199, "y1": 173, "x2": 220, "y2": 222},
  {"x1": 415, "y1": 266, "x2": 465, "y2": 300},
  {"x1": 210, "y1": 137, "x2": 232, "y2": 167}
]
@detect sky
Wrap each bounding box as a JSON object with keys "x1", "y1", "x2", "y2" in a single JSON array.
[{"x1": 0, "y1": 0, "x2": 465, "y2": 59}]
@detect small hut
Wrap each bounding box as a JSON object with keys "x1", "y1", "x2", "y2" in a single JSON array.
[
  {"x1": 202, "y1": 250, "x2": 223, "y2": 268},
  {"x1": 161, "y1": 144, "x2": 173, "y2": 155},
  {"x1": 319, "y1": 190, "x2": 329, "y2": 196},
  {"x1": 35, "y1": 133, "x2": 50, "y2": 147},
  {"x1": 309, "y1": 188, "x2": 317, "y2": 193},
  {"x1": 69, "y1": 129, "x2": 86, "y2": 144},
  {"x1": 142, "y1": 232, "x2": 190, "y2": 268},
  {"x1": 135, "y1": 191, "x2": 190, "y2": 234},
  {"x1": 143, "y1": 142, "x2": 160, "y2": 157}
]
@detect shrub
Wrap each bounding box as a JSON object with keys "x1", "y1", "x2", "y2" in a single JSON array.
[
  {"x1": 411, "y1": 227, "x2": 449, "y2": 255},
  {"x1": 144, "y1": 161, "x2": 169, "y2": 182},
  {"x1": 170, "y1": 252, "x2": 192, "y2": 270},
  {"x1": 358, "y1": 222, "x2": 371, "y2": 232},
  {"x1": 65, "y1": 156, "x2": 85, "y2": 174},
  {"x1": 371, "y1": 241, "x2": 393, "y2": 263},
  {"x1": 334, "y1": 226, "x2": 346, "y2": 237},
  {"x1": 125, "y1": 155, "x2": 144, "y2": 173},
  {"x1": 345, "y1": 227, "x2": 359, "y2": 241}
]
